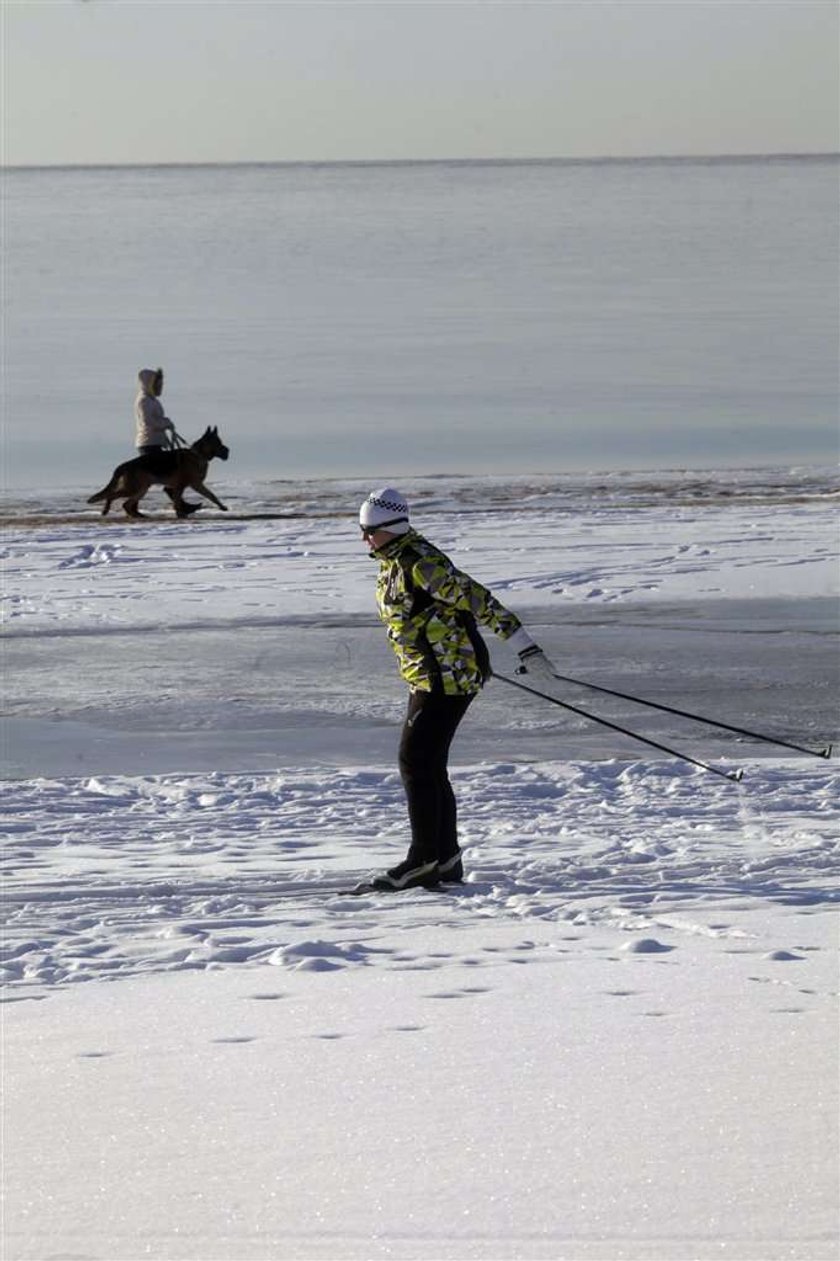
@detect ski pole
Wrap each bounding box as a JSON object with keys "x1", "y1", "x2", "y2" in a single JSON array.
[
  {"x1": 544, "y1": 669, "x2": 833, "y2": 760},
  {"x1": 494, "y1": 672, "x2": 744, "y2": 783}
]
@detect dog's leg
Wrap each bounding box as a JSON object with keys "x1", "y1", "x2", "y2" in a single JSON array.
[
  {"x1": 192, "y1": 484, "x2": 228, "y2": 512},
  {"x1": 129, "y1": 476, "x2": 155, "y2": 517},
  {"x1": 164, "y1": 488, "x2": 201, "y2": 517},
  {"x1": 164, "y1": 487, "x2": 185, "y2": 514}
]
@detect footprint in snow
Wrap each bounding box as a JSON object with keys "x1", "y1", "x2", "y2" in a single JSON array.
[
  {"x1": 290, "y1": 957, "x2": 344, "y2": 972},
  {"x1": 58, "y1": 543, "x2": 120, "y2": 569},
  {"x1": 426, "y1": 987, "x2": 491, "y2": 1000},
  {"x1": 269, "y1": 940, "x2": 368, "y2": 971},
  {"x1": 621, "y1": 937, "x2": 675, "y2": 955}
]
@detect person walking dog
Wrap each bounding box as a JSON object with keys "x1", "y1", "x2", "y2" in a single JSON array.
[
  {"x1": 134, "y1": 368, "x2": 176, "y2": 462},
  {"x1": 359, "y1": 487, "x2": 558, "y2": 891},
  {"x1": 133, "y1": 367, "x2": 200, "y2": 514}
]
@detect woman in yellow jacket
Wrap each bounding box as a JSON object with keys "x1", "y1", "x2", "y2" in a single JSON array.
[{"x1": 359, "y1": 487, "x2": 557, "y2": 891}]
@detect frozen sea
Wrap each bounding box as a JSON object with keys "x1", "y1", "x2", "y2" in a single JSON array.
[
  {"x1": 2, "y1": 464, "x2": 839, "y2": 1260},
  {"x1": 4, "y1": 155, "x2": 839, "y2": 488}
]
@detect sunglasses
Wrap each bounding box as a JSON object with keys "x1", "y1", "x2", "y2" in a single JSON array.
[{"x1": 360, "y1": 516, "x2": 407, "y2": 538}]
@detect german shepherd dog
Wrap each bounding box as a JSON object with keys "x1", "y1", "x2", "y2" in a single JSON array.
[{"x1": 88, "y1": 427, "x2": 230, "y2": 519}]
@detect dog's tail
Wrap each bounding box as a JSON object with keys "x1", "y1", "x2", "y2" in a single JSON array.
[{"x1": 87, "y1": 466, "x2": 126, "y2": 504}]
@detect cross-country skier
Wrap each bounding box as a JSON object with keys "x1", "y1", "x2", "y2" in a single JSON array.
[{"x1": 359, "y1": 486, "x2": 558, "y2": 891}]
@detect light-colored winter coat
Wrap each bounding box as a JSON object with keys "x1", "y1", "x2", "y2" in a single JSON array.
[{"x1": 134, "y1": 369, "x2": 175, "y2": 450}]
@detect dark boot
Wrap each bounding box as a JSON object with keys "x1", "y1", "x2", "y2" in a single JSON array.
[
  {"x1": 438, "y1": 850, "x2": 464, "y2": 883},
  {"x1": 371, "y1": 858, "x2": 440, "y2": 891}
]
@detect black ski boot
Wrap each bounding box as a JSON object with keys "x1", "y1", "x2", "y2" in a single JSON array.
[
  {"x1": 438, "y1": 850, "x2": 464, "y2": 883},
  {"x1": 371, "y1": 858, "x2": 440, "y2": 891}
]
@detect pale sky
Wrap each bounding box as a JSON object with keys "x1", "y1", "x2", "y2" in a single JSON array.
[{"x1": 3, "y1": 0, "x2": 838, "y2": 167}]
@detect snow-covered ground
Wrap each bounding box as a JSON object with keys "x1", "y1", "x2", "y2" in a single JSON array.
[{"x1": 2, "y1": 470, "x2": 839, "y2": 1260}]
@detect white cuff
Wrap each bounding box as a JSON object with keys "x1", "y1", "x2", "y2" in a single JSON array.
[{"x1": 506, "y1": 626, "x2": 535, "y2": 655}]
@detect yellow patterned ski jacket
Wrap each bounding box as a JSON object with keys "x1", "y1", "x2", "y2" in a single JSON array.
[{"x1": 373, "y1": 530, "x2": 523, "y2": 695}]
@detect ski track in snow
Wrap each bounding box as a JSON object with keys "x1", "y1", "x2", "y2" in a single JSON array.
[
  {"x1": 3, "y1": 498, "x2": 838, "y2": 634},
  {"x1": 3, "y1": 759, "x2": 837, "y2": 994}
]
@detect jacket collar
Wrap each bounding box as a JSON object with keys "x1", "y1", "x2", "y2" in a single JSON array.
[{"x1": 375, "y1": 529, "x2": 419, "y2": 559}]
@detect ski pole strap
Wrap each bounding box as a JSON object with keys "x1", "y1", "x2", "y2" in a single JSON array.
[
  {"x1": 546, "y1": 669, "x2": 832, "y2": 761},
  {"x1": 493, "y1": 672, "x2": 744, "y2": 783}
]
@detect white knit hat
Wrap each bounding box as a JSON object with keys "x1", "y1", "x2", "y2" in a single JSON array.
[{"x1": 359, "y1": 487, "x2": 411, "y2": 535}]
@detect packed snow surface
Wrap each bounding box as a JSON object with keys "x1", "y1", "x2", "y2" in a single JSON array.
[{"x1": 2, "y1": 469, "x2": 838, "y2": 1260}]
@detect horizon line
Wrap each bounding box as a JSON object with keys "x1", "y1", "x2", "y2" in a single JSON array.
[{"x1": 4, "y1": 150, "x2": 838, "y2": 174}]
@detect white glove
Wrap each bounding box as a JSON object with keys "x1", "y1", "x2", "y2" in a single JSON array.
[{"x1": 516, "y1": 644, "x2": 557, "y2": 684}]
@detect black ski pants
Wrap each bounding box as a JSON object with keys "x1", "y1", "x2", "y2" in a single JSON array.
[{"x1": 398, "y1": 689, "x2": 475, "y2": 866}]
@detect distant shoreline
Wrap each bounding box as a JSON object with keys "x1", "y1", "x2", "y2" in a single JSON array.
[{"x1": 5, "y1": 152, "x2": 839, "y2": 175}]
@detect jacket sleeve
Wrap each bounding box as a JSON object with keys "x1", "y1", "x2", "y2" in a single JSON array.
[
  {"x1": 411, "y1": 554, "x2": 523, "y2": 640},
  {"x1": 140, "y1": 397, "x2": 175, "y2": 440}
]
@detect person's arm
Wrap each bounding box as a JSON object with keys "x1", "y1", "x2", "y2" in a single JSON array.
[
  {"x1": 504, "y1": 627, "x2": 558, "y2": 682},
  {"x1": 145, "y1": 397, "x2": 176, "y2": 446},
  {"x1": 412, "y1": 554, "x2": 558, "y2": 680}
]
